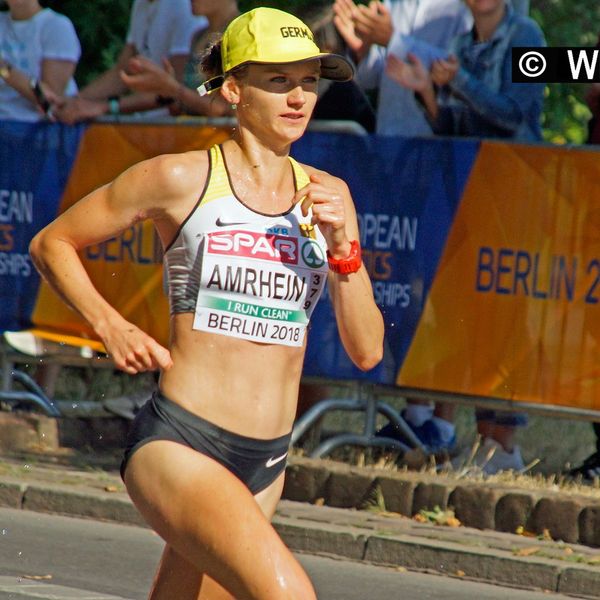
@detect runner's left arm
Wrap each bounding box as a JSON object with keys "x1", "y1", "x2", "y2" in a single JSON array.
[{"x1": 295, "y1": 170, "x2": 384, "y2": 371}]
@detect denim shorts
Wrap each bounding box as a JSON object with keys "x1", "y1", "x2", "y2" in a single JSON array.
[
  {"x1": 475, "y1": 409, "x2": 528, "y2": 428},
  {"x1": 121, "y1": 391, "x2": 291, "y2": 495}
]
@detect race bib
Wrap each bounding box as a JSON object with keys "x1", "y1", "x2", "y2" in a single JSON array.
[{"x1": 193, "y1": 228, "x2": 328, "y2": 347}]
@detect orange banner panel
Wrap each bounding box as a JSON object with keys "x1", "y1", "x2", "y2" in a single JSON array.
[
  {"x1": 399, "y1": 142, "x2": 600, "y2": 410},
  {"x1": 31, "y1": 123, "x2": 232, "y2": 349}
]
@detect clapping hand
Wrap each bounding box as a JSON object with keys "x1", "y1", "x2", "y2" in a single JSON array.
[
  {"x1": 333, "y1": 0, "x2": 366, "y2": 57},
  {"x1": 333, "y1": 0, "x2": 394, "y2": 59},
  {"x1": 431, "y1": 55, "x2": 459, "y2": 87},
  {"x1": 386, "y1": 52, "x2": 431, "y2": 93},
  {"x1": 354, "y1": 1, "x2": 394, "y2": 48},
  {"x1": 120, "y1": 56, "x2": 177, "y2": 97}
]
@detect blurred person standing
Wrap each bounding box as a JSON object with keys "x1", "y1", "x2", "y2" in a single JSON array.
[
  {"x1": 0, "y1": 0, "x2": 80, "y2": 395},
  {"x1": 385, "y1": 0, "x2": 545, "y2": 141},
  {"x1": 333, "y1": 0, "x2": 470, "y2": 137},
  {"x1": 0, "y1": 0, "x2": 80, "y2": 121},
  {"x1": 333, "y1": 0, "x2": 531, "y2": 137},
  {"x1": 53, "y1": 0, "x2": 205, "y2": 124},
  {"x1": 385, "y1": 0, "x2": 544, "y2": 472}
]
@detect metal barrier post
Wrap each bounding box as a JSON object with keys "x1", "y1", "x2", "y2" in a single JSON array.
[{"x1": 292, "y1": 380, "x2": 425, "y2": 458}]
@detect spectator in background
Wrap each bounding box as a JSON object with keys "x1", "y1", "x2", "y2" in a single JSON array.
[
  {"x1": 332, "y1": 0, "x2": 531, "y2": 137},
  {"x1": 0, "y1": 0, "x2": 80, "y2": 121},
  {"x1": 383, "y1": 0, "x2": 544, "y2": 473},
  {"x1": 53, "y1": 0, "x2": 205, "y2": 124},
  {"x1": 333, "y1": 0, "x2": 471, "y2": 137},
  {"x1": 386, "y1": 0, "x2": 545, "y2": 141},
  {"x1": 120, "y1": 0, "x2": 238, "y2": 118},
  {"x1": 0, "y1": 0, "x2": 80, "y2": 394},
  {"x1": 305, "y1": 4, "x2": 376, "y2": 133}
]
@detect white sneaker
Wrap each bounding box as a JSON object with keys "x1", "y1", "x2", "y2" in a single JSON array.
[
  {"x1": 4, "y1": 331, "x2": 92, "y2": 358},
  {"x1": 475, "y1": 438, "x2": 525, "y2": 475}
]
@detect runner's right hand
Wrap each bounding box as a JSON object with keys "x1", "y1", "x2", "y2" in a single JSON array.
[{"x1": 99, "y1": 319, "x2": 173, "y2": 374}]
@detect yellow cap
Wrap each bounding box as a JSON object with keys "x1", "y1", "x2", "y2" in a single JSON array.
[{"x1": 198, "y1": 7, "x2": 354, "y2": 95}]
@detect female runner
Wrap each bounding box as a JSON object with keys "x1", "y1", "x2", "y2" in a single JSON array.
[{"x1": 30, "y1": 8, "x2": 384, "y2": 600}]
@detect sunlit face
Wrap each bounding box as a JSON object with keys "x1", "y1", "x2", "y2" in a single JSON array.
[
  {"x1": 464, "y1": 0, "x2": 505, "y2": 17},
  {"x1": 226, "y1": 60, "x2": 321, "y2": 147}
]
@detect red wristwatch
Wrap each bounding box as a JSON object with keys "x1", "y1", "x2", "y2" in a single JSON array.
[{"x1": 327, "y1": 240, "x2": 362, "y2": 274}]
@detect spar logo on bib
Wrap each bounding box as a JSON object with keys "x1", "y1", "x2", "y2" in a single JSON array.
[
  {"x1": 206, "y1": 230, "x2": 298, "y2": 264},
  {"x1": 301, "y1": 239, "x2": 325, "y2": 269}
]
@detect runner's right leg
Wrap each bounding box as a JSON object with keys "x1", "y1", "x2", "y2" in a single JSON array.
[{"x1": 124, "y1": 440, "x2": 315, "y2": 600}]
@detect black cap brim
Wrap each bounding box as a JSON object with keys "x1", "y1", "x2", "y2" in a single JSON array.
[{"x1": 319, "y1": 53, "x2": 355, "y2": 82}]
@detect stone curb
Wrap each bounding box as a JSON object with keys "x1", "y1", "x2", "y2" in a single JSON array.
[
  {"x1": 2, "y1": 474, "x2": 600, "y2": 597},
  {"x1": 0, "y1": 479, "x2": 145, "y2": 526},
  {"x1": 283, "y1": 457, "x2": 600, "y2": 547},
  {"x1": 272, "y1": 514, "x2": 600, "y2": 597}
]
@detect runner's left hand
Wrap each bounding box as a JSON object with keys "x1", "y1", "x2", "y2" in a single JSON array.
[{"x1": 294, "y1": 173, "x2": 351, "y2": 258}]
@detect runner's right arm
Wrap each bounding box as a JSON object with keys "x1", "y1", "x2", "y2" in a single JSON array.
[{"x1": 29, "y1": 151, "x2": 209, "y2": 373}]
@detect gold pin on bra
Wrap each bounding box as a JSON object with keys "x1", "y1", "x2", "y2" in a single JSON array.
[{"x1": 299, "y1": 223, "x2": 316, "y2": 239}]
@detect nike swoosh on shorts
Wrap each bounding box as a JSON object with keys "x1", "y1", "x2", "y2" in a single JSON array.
[{"x1": 265, "y1": 452, "x2": 288, "y2": 468}]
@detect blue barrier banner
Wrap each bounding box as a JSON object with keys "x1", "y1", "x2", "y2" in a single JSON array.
[
  {"x1": 0, "y1": 122, "x2": 84, "y2": 331},
  {"x1": 4, "y1": 121, "x2": 599, "y2": 410},
  {"x1": 292, "y1": 134, "x2": 479, "y2": 383}
]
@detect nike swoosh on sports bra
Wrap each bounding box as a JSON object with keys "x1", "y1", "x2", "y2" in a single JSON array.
[{"x1": 163, "y1": 144, "x2": 329, "y2": 347}]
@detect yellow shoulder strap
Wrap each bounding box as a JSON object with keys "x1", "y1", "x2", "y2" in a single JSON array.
[
  {"x1": 200, "y1": 145, "x2": 233, "y2": 205},
  {"x1": 289, "y1": 156, "x2": 310, "y2": 191}
]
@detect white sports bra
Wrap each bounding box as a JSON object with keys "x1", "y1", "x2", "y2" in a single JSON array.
[{"x1": 163, "y1": 145, "x2": 330, "y2": 347}]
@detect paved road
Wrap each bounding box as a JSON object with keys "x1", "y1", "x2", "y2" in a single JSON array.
[{"x1": 0, "y1": 508, "x2": 576, "y2": 600}]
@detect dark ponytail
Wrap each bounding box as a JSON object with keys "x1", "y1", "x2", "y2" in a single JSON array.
[
  {"x1": 199, "y1": 34, "x2": 248, "y2": 84},
  {"x1": 200, "y1": 37, "x2": 224, "y2": 80}
]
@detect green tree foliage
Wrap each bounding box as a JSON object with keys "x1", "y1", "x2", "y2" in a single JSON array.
[
  {"x1": 38, "y1": 0, "x2": 326, "y2": 86},
  {"x1": 43, "y1": 0, "x2": 132, "y2": 85},
  {"x1": 27, "y1": 1, "x2": 600, "y2": 143},
  {"x1": 531, "y1": 0, "x2": 600, "y2": 144}
]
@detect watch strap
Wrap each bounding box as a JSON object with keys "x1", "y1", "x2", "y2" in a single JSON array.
[{"x1": 327, "y1": 240, "x2": 362, "y2": 274}]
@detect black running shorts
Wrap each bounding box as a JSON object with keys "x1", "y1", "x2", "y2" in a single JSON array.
[{"x1": 121, "y1": 391, "x2": 291, "y2": 495}]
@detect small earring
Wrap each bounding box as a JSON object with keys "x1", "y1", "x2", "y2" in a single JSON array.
[{"x1": 231, "y1": 103, "x2": 237, "y2": 110}]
